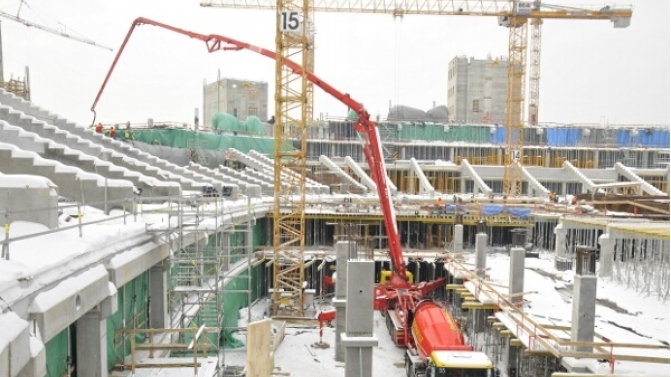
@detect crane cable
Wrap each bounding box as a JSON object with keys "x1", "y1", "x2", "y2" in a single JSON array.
[{"x1": 393, "y1": 14, "x2": 402, "y2": 114}]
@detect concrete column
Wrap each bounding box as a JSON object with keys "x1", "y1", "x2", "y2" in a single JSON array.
[
  {"x1": 332, "y1": 241, "x2": 357, "y2": 362},
  {"x1": 475, "y1": 233, "x2": 488, "y2": 277},
  {"x1": 571, "y1": 274, "x2": 597, "y2": 352},
  {"x1": 554, "y1": 223, "x2": 571, "y2": 271},
  {"x1": 342, "y1": 260, "x2": 377, "y2": 377},
  {"x1": 453, "y1": 224, "x2": 464, "y2": 253},
  {"x1": 509, "y1": 247, "x2": 525, "y2": 304},
  {"x1": 499, "y1": 338, "x2": 521, "y2": 377},
  {"x1": 545, "y1": 149, "x2": 551, "y2": 167},
  {"x1": 598, "y1": 233, "x2": 615, "y2": 278},
  {"x1": 593, "y1": 150, "x2": 600, "y2": 169},
  {"x1": 149, "y1": 262, "x2": 169, "y2": 328},
  {"x1": 76, "y1": 307, "x2": 111, "y2": 377}
]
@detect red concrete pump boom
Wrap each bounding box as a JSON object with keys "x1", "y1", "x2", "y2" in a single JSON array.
[
  {"x1": 92, "y1": 17, "x2": 447, "y2": 349},
  {"x1": 91, "y1": 16, "x2": 410, "y2": 286}
]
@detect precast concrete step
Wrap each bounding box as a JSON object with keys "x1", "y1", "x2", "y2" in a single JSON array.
[{"x1": 0, "y1": 142, "x2": 136, "y2": 211}]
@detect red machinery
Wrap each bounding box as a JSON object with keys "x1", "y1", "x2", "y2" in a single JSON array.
[{"x1": 92, "y1": 18, "x2": 493, "y2": 377}]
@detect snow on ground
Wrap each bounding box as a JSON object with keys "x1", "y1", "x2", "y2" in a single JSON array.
[{"x1": 221, "y1": 298, "x2": 407, "y2": 377}]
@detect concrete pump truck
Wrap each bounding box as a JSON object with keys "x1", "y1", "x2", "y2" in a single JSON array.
[{"x1": 92, "y1": 17, "x2": 495, "y2": 377}]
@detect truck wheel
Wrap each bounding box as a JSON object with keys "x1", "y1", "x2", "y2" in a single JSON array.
[{"x1": 405, "y1": 355, "x2": 414, "y2": 377}]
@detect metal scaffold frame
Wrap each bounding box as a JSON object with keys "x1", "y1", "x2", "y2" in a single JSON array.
[{"x1": 162, "y1": 196, "x2": 255, "y2": 377}]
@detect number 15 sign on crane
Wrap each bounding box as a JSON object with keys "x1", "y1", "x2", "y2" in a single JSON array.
[{"x1": 280, "y1": 11, "x2": 302, "y2": 33}]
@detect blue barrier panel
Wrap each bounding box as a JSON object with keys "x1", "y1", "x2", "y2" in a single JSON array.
[
  {"x1": 547, "y1": 128, "x2": 580, "y2": 146},
  {"x1": 638, "y1": 129, "x2": 670, "y2": 148},
  {"x1": 488, "y1": 126, "x2": 506, "y2": 144}
]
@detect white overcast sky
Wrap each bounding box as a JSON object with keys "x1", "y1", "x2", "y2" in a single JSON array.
[{"x1": 0, "y1": 0, "x2": 668, "y2": 127}]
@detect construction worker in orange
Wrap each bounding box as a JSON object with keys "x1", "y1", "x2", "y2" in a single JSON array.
[
  {"x1": 435, "y1": 197, "x2": 444, "y2": 207},
  {"x1": 109, "y1": 125, "x2": 117, "y2": 139},
  {"x1": 95, "y1": 122, "x2": 103, "y2": 134}
]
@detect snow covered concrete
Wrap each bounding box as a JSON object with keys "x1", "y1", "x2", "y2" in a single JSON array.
[{"x1": 460, "y1": 251, "x2": 669, "y2": 376}]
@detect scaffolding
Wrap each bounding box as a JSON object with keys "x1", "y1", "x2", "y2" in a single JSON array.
[{"x1": 164, "y1": 195, "x2": 255, "y2": 377}]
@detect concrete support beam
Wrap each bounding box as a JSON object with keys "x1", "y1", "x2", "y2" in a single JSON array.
[
  {"x1": 475, "y1": 233, "x2": 488, "y2": 278},
  {"x1": 615, "y1": 162, "x2": 666, "y2": 196},
  {"x1": 571, "y1": 274, "x2": 597, "y2": 353},
  {"x1": 341, "y1": 260, "x2": 377, "y2": 377},
  {"x1": 344, "y1": 156, "x2": 397, "y2": 194},
  {"x1": 563, "y1": 160, "x2": 596, "y2": 194},
  {"x1": 319, "y1": 155, "x2": 368, "y2": 193},
  {"x1": 409, "y1": 158, "x2": 435, "y2": 195},
  {"x1": 333, "y1": 241, "x2": 357, "y2": 362},
  {"x1": 345, "y1": 155, "x2": 377, "y2": 192},
  {"x1": 509, "y1": 247, "x2": 525, "y2": 305},
  {"x1": 453, "y1": 224, "x2": 464, "y2": 253},
  {"x1": 597, "y1": 233, "x2": 615, "y2": 278},
  {"x1": 76, "y1": 308, "x2": 110, "y2": 377},
  {"x1": 517, "y1": 161, "x2": 550, "y2": 197},
  {"x1": 149, "y1": 262, "x2": 169, "y2": 329},
  {"x1": 460, "y1": 159, "x2": 493, "y2": 196}
]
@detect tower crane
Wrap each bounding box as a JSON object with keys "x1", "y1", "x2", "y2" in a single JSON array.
[
  {"x1": 201, "y1": 0, "x2": 632, "y2": 198},
  {"x1": 0, "y1": 10, "x2": 112, "y2": 51}
]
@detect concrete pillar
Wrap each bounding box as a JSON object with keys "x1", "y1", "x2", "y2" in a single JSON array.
[
  {"x1": 475, "y1": 233, "x2": 488, "y2": 278},
  {"x1": 341, "y1": 260, "x2": 377, "y2": 377},
  {"x1": 593, "y1": 150, "x2": 600, "y2": 169},
  {"x1": 509, "y1": 247, "x2": 525, "y2": 304},
  {"x1": 332, "y1": 241, "x2": 357, "y2": 362},
  {"x1": 76, "y1": 306, "x2": 112, "y2": 377},
  {"x1": 453, "y1": 224, "x2": 464, "y2": 253},
  {"x1": 554, "y1": 223, "x2": 571, "y2": 271},
  {"x1": 149, "y1": 262, "x2": 169, "y2": 328},
  {"x1": 571, "y1": 274, "x2": 597, "y2": 352},
  {"x1": 499, "y1": 338, "x2": 521, "y2": 377},
  {"x1": 545, "y1": 149, "x2": 551, "y2": 167},
  {"x1": 598, "y1": 233, "x2": 615, "y2": 278}
]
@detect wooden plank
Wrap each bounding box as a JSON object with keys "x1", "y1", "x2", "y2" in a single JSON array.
[
  {"x1": 247, "y1": 318, "x2": 274, "y2": 377},
  {"x1": 135, "y1": 344, "x2": 213, "y2": 351},
  {"x1": 462, "y1": 302, "x2": 498, "y2": 310},
  {"x1": 510, "y1": 338, "x2": 524, "y2": 347},
  {"x1": 133, "y1": 363, "x2": 201, "y2": 368}
]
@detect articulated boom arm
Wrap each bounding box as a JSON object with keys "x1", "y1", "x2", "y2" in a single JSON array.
[{"x1": 91, "y1": 17, "x2": 409, "y2": 285}]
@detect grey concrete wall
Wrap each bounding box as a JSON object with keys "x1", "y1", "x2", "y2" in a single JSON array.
[{"x1": 0, "y1": 180, "x2": 58, "y2": 229}]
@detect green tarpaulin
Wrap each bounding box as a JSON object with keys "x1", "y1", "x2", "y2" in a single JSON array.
[{"x1": 126, "y1": 128, "x2": 292, "y2": 155}]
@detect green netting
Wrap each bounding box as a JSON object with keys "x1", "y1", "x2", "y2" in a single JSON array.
[
  {"x1": 127, "y1": 128, "x2": 291, "y2": 155},
  {"x1": 44, "y1": 328, "x2": 70, "y2": 377},
  {"x1": 252, "y1": 220, "x2": 266, "y2": 247},
  {"x1": 105, "y1": 271, "x2": 149, "y2": 370},
  {"x1": 212, "y1": 112, "x2": 243, "y2": 132},
  {"x1": 397, "y1": 123, "x2": 490, "y2": 143},
  {"x1": 244, "y1": 115, "x2": 266, "y2": 135}
]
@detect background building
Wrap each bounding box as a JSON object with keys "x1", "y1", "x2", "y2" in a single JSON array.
[
  {"x1": 203, "y1": 78, "x2": 268, "y2": 129},
  {"x1": 447, "y1": 56, "x2": 508, "y2": 124}
]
